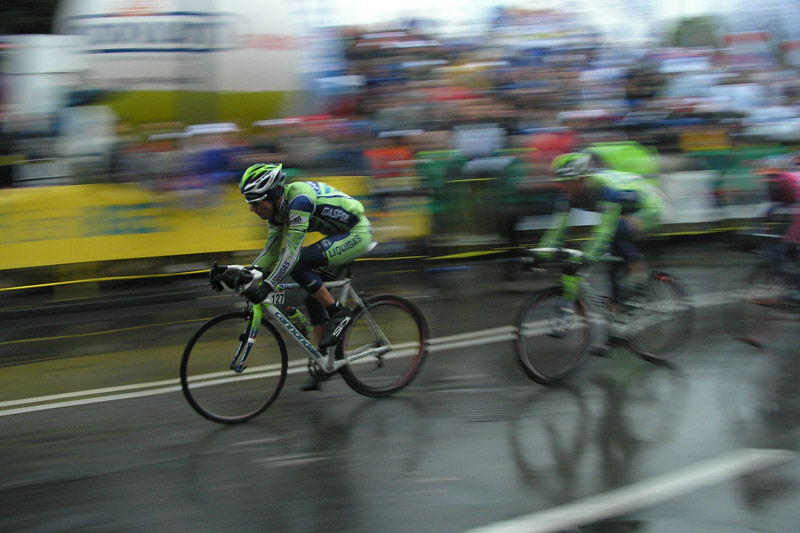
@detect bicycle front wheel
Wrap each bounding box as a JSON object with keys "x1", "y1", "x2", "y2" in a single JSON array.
[
  {"x1": 627, "y1": 270, "x2": 694, "y2": 363},
  {"x1": 338, "y1": 294, "x2": 429, "y2": 397},
  {"x1": 180, "y1": 311, "x2": 288, "y2": 424},
  {"x1": 514, "y1": 287, "x2": 593, "y2": 385},
  {"x1": 734, "y1": 264, "x2": 795, "y2": 349}
]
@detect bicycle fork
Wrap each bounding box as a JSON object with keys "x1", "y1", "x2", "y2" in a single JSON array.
[
  {"x1": 230, "y1": 305, "x2": 263, "y2": 373},
  {"x1": 547, "y1": 275, "x2": 580, "y2": 339}
]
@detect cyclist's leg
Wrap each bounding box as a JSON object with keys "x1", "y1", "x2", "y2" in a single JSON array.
[
  {"x1": 293, "y1": 224, "x2": 373, "y2": 346},
  {"x1": 302, "y1": 270, "x2": 349, "y2": 341},
  {"x1": 784, "y1": 207, "x2": 800, "y2": 246},
  {"x1": 784, "y1": 210, "x2": 800, "y2": 296},
  {"x1": 287, "y1": 246, "x2": 353, "y2": 341},
  {"x1": 319, "y1": 222, "x2": 374, "y2": 269},
  {"x1": 289, "y1": 244, "x2": 350, "y2": 391},
  {"x1": 318, "y1": 225, "x2": 373, "y2": 344},
  {"x1": 622, "y1": 206, "x2": 662, "y2": 292},
  {"x1": 610, "y1": 216, "x2": 645, "y2": 304},
  {"x1": 289, "y1": 244, "x2": 329, "y2": 342}
]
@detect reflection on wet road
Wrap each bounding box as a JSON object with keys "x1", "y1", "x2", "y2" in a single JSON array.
[{"x1": 1, "y1": 247, "x2": 799, "y2": 532}]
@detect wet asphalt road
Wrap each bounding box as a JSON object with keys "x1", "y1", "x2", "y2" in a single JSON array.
[{"x1": 1, "y1": 242, "x2": 799, "y2": 532}]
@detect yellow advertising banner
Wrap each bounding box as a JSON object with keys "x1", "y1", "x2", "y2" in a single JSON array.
[{"x1": 0, "y1": 177, "x2": 430, "y2": 270}]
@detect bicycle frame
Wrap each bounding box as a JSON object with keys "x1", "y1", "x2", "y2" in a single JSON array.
[
  {"x1": 525, "y1": 247, "x2": 672, "y2": 340},
  {"x1": 229, "y1": 278, "x2": 392, "y2": 376}
]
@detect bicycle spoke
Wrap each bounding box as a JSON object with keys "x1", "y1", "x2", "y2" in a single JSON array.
[
  {"x1": 628, "y1": 271, "x2": 693, "y2": 362},
  {"x1": 515, "y1": 288, "x2": 593, "y2": 385},
  {"x1": 180, "y1": 312, "x2": 288, "y2": 424},
  {"x1": 339, "y1": 295, "x2": 429, "y2": 397}
]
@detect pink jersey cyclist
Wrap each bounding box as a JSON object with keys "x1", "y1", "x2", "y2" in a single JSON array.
[
  {"x1": 756, "y1": 153, "x2": 800, "y2": 243},
  {"x1": 763, "y1": 171, "x2": 800, "y2": 243}
]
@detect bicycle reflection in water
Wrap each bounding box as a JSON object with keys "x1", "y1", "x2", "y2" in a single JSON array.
[{"x1": 510, "y1": 357, "x2": 687, "y2": 504}]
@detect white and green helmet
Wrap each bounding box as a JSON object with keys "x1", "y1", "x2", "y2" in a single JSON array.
[
  {"x1": 240, "y1": 163, "x2": 286, "y2": 203},
  {"x1": 550, "y1": 152, "x2": 592, "y2": 181}
]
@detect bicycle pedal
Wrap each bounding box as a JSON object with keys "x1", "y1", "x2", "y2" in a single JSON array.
[{"x1": 301, "y1": 368, "x2": 331, "y2": 391}]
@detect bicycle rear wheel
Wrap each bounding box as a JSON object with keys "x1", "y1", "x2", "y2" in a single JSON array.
[
  {"x1": 338, "y1": 294, "x2": 429, "y2": 397},
  {"x1": 514, "y1": 287, "x2": 593, "y2": 385},
  {"x1": 734, "y1": 264, "x2": 795, "y2": 349},
  {"x1": 627, "y1": 270, "x2": 693, "y2": 363},
  {"x1": 180, "y1": 311, "x2": 288, "y2": 424}
]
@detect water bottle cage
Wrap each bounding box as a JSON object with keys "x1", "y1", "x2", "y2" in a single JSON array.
[{"x1": 286, "y1": 307, "x2": 311, "y2": 338}]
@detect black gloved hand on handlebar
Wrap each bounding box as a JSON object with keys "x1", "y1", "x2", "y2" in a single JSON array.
[
  {"x1": 520, "y1": 248, "x2": 546, "y2": 269},
  {"x1": 209, "y1": 262, "x2": 228, "y2": 292},
  {"x1": 209, "y1": 263, "x2": 265, "y2": 294},
  {"x1": 563, "y1": 256, "x2": 584, "y2": 276},
  {"x1": 241, "y1": 279, "x2": 275, "y2": 304}
]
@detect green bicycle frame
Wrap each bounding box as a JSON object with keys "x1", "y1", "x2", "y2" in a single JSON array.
[
  {"x1": 233, "y1": 281, "x2": 393, "y2": 376},
  {"x1": 230, "y1": 303, "x2": 264, "y2": 373}
]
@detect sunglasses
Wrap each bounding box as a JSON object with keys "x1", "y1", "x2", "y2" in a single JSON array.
[{"x1": 245, "y1": 188, "x2": 282, "y2": 205}]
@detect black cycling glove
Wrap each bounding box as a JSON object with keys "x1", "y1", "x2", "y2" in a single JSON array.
[
  {"x1": 209, "y1": 263, "x2": 228, "y2": 292},
  {"x1": 241, "y1": 280, "x2": 275, "y2": 304},
  {"x1": 563, "y1": 257, "x2": 583, "y2": 276}
]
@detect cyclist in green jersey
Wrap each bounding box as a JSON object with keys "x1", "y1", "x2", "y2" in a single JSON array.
[
  {"x1": 210, "y1": 163, "x2": 373, "y2": 387},
  {"x1": 539, "y1": 151, "x2": 665, "y2": 312}
]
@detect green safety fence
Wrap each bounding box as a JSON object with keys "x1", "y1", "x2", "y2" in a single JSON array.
[
  {"x1": 688, "y1": 145, "x2": 792, "y2": 205},
  {"x1": 415, "y1": 148, "x2": 561, "y2": 254}
]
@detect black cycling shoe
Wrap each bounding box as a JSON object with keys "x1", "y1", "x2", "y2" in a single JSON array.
[{"x1": 319, "y1": 307, "x2": 353, "y2": 348}]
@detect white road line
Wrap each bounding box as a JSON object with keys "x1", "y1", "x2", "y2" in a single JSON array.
[
  {"x1": 0, "y1": 379, "x2": 178, "y2": 408},
  {"x1": 431, "y1": 333, "x2": 517, "y2": 352},
  {"x1": 0, "y1": 325, "x2": 522, "y2": 417},
  {"x1": 0, "y1": 385, "x2": 183, "y2": 417},
  {"x1": 463, "y1": 448, "x2": 797, "y2": 533},
  {"x1": 0, "y1": 361, "x2": 299, "y2": 408},
  {"x1": 0, "y1": 366, "x2": 311, "y2": 417},
  {"x1": 429, "y1": 326, "x2": 517, "y2": 345},
  {"x1": 693, "y1": 291, "x2": 738, "y2": 308},
  {"x1": 0, "y1": 291, "x2": 740, "y2": 417}
]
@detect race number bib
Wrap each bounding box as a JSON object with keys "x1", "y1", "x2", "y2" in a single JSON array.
[{"x1": 268, "y1": 290, "x2": 286, "y2": 305}]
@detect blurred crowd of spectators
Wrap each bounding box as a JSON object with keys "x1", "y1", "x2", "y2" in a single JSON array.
[{"x1": 2, "y1": 10, "x2": 800, "y2": 199}]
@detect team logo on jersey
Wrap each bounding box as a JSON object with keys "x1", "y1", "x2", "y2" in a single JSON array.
[
  {"x1": 328, "y1": 234, "x2": 363, "y2": 257},
  {"x1": 320, "y1": 207, "x2": 351, "y2": 224}
]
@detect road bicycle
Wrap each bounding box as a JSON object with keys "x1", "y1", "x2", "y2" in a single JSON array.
[
  {"x1": 727, "y1": 232, "x2": 800, "y2": 348},
  {"x1": 180, "y1": 244, "x2": 430, "y2": 424},
  {"x1": 514, "y1": 247, "x2": 693, "y2": 385}
]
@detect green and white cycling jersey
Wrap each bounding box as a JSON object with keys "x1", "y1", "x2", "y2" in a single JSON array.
[
  {"x1": 541, "y1": 170, "x2": 665, "y2": 262},
  {"x1": 253, "y1": 181, "x2": 372, "y2": 288}
]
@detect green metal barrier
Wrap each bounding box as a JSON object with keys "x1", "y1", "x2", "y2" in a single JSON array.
[
  {"x1": 411, "y1": 142, "x2": 783, "y2": 254},
  {"x1": 414, "y1": 150, "x2": 465, "y2": 228},
  {"x1": 414, "y1": 147, "x2": 566, "y2": 253},
  {"x1": 689, "y1": 145, "x2": 791, "y2": 206}
]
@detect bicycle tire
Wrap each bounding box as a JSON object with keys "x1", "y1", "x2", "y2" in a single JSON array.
[
  {"x1": 514, "y1": 286, "x2": 593, "y2": 385},
  {"x1": 734, "y1": 263, "x2": 795, "y2": 349},
  {"x1": 627, "y1": 270, "x2": 694, "y2": 363},
  {"x1": 337, "y1": 294, "x2": 429, "y2": 397},
  {"x1": 180, "y1": 311, "x2": 288, "y2": 424}
]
